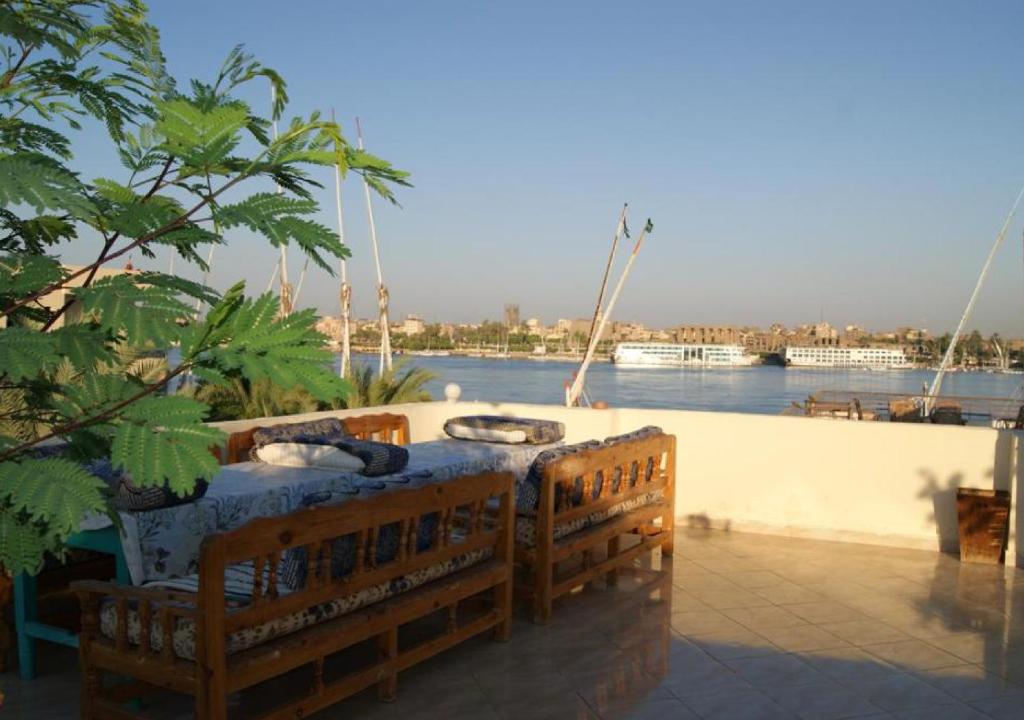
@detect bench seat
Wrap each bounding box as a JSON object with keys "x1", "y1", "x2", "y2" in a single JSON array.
[
  {"x1": 99, "y1": 545, "x2": 492, "y2": 661},
  {"x1": 515, "y1": 491, "x2": 664, "y2": 547}
]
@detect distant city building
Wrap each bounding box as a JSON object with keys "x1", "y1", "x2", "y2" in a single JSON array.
[
  {"x1": 674, "y1": 325, "x2": 740, "y2": 345},
  {"x1": 315, "y1": 316, "x2": 342, "y2": 341},
  {"x1": 400, "y1": 314, "x2": 425, "y2": 335},
  {"x1": 503, "y1": 304, "x2": 520, "y2": 330}
]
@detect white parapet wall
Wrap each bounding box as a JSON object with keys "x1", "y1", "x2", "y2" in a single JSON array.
[{"x1": 212, "y1": 400, "x2": 1022, "y2": 567}]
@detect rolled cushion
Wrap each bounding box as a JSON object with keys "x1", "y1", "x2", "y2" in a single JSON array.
[
  {"x1": 444, "y1": 415, "x2": 565, "y2": 445},
  {"x1": 254, "y1": 443, "x2": 365, "y2": 472},
  {"x1": 249, "y1": 418, "x2": 345, "y2": 459},
  {"x1": 86, "y1": 458, "x2": 208, "y2": 512}
]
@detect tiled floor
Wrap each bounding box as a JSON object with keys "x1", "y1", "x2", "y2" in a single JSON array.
[{"x1": 4, "y1": 528, "x2": 1023, "y2": 719}]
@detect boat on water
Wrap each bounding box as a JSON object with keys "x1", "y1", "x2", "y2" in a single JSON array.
[
  {"x1": 784, "y1": 346, "x2": 912, "y2": 370},
  {"x1": 612, "y1": 343, "x2": 756, "y2": 368}
]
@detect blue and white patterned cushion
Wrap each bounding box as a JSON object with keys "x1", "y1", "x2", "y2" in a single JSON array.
[
  {"x1": 444, "y1": 416, "x2": 565, "y2": 445},
  {"x1": 249, "y1": 418, "x2": 346, "y2": 459},
  {"x1": 98, "y1": 541, "x2": 491, "y2": 661},
  {"x1": 518, "y1": 427, "x2": 663, "y2": 513}
]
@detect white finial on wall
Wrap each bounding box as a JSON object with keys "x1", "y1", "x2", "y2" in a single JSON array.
[{"x1": 444, "y1": 383, "x2": 462, "y2": 403}]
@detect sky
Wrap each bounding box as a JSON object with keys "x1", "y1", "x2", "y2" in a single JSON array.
[{"x1": 62, "y1": 1, "x2": 1024, "y2": 334}]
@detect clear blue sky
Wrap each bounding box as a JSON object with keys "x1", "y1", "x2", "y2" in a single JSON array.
[{"x1": 67, "y1": 1, "x2": 1024, "y2": 334}]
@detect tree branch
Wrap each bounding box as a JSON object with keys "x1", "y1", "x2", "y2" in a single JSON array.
[
  {"x1": 0, "y1": 362, "x2": 192, "y2": 463},
  {"x1": 37, "y1": 157, "x2": 177, "y2": 331},
  {"x1": 1, "y1": 42, "x2": 36, "y2": 89}
]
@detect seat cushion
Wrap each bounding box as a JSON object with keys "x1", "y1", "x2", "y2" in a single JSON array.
[
  {"x1": 99, "y1": 545, "x2": 491, "y2": 661},
  {"x1": 444, "y1": 416, "x2": 565, "y2": 445},
  {"x1": 249, "y1": 418, "x2": 346, "y2": 459},
  {"x1": 254, "y1": 442, "x2": 366, "y2": 472},
  {"x1": 517, "y1": 426, "x2": 663, "y2": 512},
  {"x1": 515, "y1": 491, "x2": 664, "y2": 547}
]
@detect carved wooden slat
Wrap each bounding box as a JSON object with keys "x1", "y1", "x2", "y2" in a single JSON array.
[
  {"x1": 409, "y1": 516, "x2": 421, "y2": 555},
  {"x1": 304, "y1": 543, "x2": 319, "y2": 590},
  {"x1": 159, "y1": 606, "x2": 174, "y2": 662},
  {"x1": 397, "y1": 518, "x2": 410, "y2": 563},
  {"x1": 252, "y1": 554, "x2": 265, "y2": 603},
  {"x1": 115, "y1": 598, "x2": 128, "y2": 652},
  {"x1": 267, "y1": 552, "x2": 279, "y2": 599},
  {"x1": 138, "y1": 599, "x2": 152, "y2": 655},
  {"x1": 367, "y1": 526, "x2": 379, "y2": 569},
  {"x1": 447, "y1": 603, "x2": 458, "y2": 633},
  {"x1": 354, "y1": 528, "x2": 367, "y2": 574}
]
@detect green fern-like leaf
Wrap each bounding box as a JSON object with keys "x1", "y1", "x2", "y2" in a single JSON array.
[
  {"x1": 154, "y1": 99, "x2": 248, "y2": 165},
  {"x1": 0, "y1": 505, "x2": 53, "y2": 576},
  {"x1": 112, "y1": 396, "x2": 224, "y2": 493},
  {"x1": 50, "y1": 324, "x2": 115, "y2": 371},
  {"x1": 77, "y1": 275, "x2": 189, "y2": 346},
  {"x1": 0, "y1": 154, "x2": 95, "y2": 217},
  {"x1": 0, "y1": 254, "x2": 65, "y2": 295},
  {"x1": 0, "y1": 458, "x2": 107, "y2": 535},
  {"x1": 0, "y1": 326, "x2": 57, "y2": 380}
]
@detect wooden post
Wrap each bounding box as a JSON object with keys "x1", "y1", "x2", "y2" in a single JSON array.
[
  {"x1": 533, "y1": 473, "x2": 556, "y2": 624},
  {"x1": 493, "y1": 479, "x2": 514, "y2": 641},
  {"x1": 198, "y1": 536, "x2": 228, "y2": 720}
]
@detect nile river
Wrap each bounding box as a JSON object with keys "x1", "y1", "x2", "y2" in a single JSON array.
[{"x1": 355, "y1": 354, "x2": 1022, "y2": 416}]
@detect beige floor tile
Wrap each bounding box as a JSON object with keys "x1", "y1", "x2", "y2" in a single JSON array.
[
  {"x1": 799, "y1": 647, "x2": 905, "y2": 689},
  {"x1": 894, "y1": 703, "x2": 998, "y2": 720},
  {"x1": 596, "y1": 695, "x2": 701, "y2": 720},
  {"x1": 682, "y1": 688, "x2": 796, "y2": 719},
  {"x1": 763, "y1": 679, "x2": 884, "y2": 720},
  {"x1": 856, "y1": 674, "x2": 958, "y2": 713},
  {"x1": 758, "y1": 624, "x2": 852, "y2": 653},
  {"x1": 861, "y1": 640, "x2": 965, "y2": 672},
  {"x1": 671, "y1": 609, "x2": 747, "y2": 636},
  {"x1": 723, "y1": 605, "x2": 809, "y2": 632},
  {"x1": 661, "y1": 656, "x2": 756, "y2": 698},
  {"x1": 783, "y1": 601, "x2": 868, "y2": 625},
  {"x1": 968, "y1": 694, "x2": 1024, "y2": 719},
  {"x1": 688, "y1": 586, "x2": 775, "y2": 610},
  {"x1": 820, "y1": 620, "x2": 911, "y2": 647},
  {"x1": 725, "y1": 653, "x2": 824, "y2": 689},
  {"x1": 911, "y1": 663, "x2": 1024, "y2": 702},
  {"x1": 724, "y1": 570, "x2": 791, "y2": 589},
  {"x1": 755, "y1": 583, "x2": 829, "y2": 605},
  {"x1": 690, "y1": 628, "x2": 781, "y2": 660}
]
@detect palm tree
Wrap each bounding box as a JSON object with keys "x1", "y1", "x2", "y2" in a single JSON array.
[
  {"x1": 192, "y1": 377, "x2": 322, "y2": 421},
  {"x1": 335, "y1": 359, "x2": 434, "y2": 409}
]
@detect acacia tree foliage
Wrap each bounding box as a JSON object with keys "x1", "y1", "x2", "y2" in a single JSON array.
[{"x1": 0, "y1": 1, "x2": 409, "y2": 574}]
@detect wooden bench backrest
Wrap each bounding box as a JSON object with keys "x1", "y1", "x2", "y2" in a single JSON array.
[
  {"x1": 219, "y1": 413, "x2": 411, "y2": 464},
  {"x1": 199, "y1": 471, "x2": 515, "y2": 635},
  {"x1": 539, "y1": 433, "x2": 675, "y2": 525}
]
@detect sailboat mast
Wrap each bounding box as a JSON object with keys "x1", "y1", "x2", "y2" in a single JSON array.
[
  {"x1": 331, "y1": 109, "x2": 352, "y2": 378},
  {"x1": 584, "y1": 204, "x2": 628, "y2": 357},
  {"x1": 270, "y1": 83, "x2": 291, "y2": 317},
  {"x1": 567, "y1": 219, "x2": 652, "y2": 407},
  {"x1": 927, "y1": 183, "x2": 1024, "y2": 410},
  {"x1": 356, "y1": 116, "x2": 392, "y2": 373}
]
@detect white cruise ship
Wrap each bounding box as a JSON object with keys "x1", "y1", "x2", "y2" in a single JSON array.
[
  {"x1": 612, "y1": 343, "x2": 756, "y2": 368},
  {"x1": 784, "y1": 346, "x2": 912, "y2": 369}
]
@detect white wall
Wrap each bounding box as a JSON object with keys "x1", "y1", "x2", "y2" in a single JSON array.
[{"x1": 212, "y1": 401, "x2": 1022, "y2": 567}]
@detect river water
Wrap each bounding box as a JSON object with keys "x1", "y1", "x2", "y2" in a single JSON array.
[{"x1": 351, "y1": 354, "x2": 1023, "y2": 416}]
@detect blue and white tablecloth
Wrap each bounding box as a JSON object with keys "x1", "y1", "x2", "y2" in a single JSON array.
[{"x1": 117, "y1": 440, "x2": 553, "y2": 585}]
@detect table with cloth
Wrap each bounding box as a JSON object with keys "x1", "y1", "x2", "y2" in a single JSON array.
[{"x1": 117, "y1": 439, "x2": 554, "y2": 585}]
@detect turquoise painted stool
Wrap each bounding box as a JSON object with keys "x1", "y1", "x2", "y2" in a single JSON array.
[{"x1": 13, "y1": 525, "x2": 129, "y2": 680}]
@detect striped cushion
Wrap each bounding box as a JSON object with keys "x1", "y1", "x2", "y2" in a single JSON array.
[
  {"x1": 444, "y1": 416, "x2": 565, "y2": 445},
  {"x1": 249, "y1": 418, "x2": 345, "y2": 459},
  {"x1": 515, "y1": 491, "x2": 664, "y2": 547}
]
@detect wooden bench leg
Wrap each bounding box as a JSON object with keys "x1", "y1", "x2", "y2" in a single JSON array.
[
  {"x1": 606, "y1": 536, "x2": 620, "y2": 586},
  {"x1": 532, "y1": 562, "x2": 553, "y2": 625},
  {"x1": 376, "y1": 626, "x2": 398, "y2": 702},
  {"x1": 493, "y1": 578, "x2": 513, "y2": 642},
  {"x1": 661, "y1": 511, "x2": 675, "y2": 558}
]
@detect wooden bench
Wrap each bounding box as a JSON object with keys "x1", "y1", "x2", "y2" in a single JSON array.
[
  {"x1": 74, "y1": 471, "x2": 515, "y2": 719},
  {"x1": 516, "y1": 432, "x2": 675, "y2": 623},
  {"x1": 218, "y1": 412, "x2": 410, "y2": 465}
]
